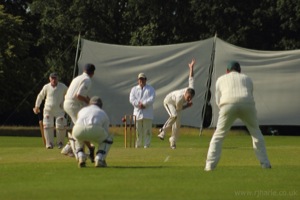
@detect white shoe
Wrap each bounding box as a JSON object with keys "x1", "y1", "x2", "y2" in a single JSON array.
[
  {"x1": 67, "y1": 152, "x2": 75, "y2": 157},
  {"x1": 57, "y1": 142, "x2": 63, "y2": 149},
  {"x1": 61, "y1": 143, "x2": 72, "y2": 155},
  {"x1": 261, "y1": 163, "x2": 272, "y2": 169},
  {"x1": 46, "y1": 142, "x2": 53, "y2": 149},
  {"x1": 158, "y1": 129, "x2": 165, "y2": 140},
  {"x1": 170, "y1": 141, "x2": 176, "y2": 149},
  {"x1": 204, "y1": 163, "x2": 216, "y2": 171},
  {"x1": 95, "y1": 160, "x2": 107, "y2": 168},
  {"x1": 204, "y1": 167, "x2": 213, "y2": 172}
]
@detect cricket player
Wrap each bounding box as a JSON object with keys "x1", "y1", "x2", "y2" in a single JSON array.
[
  {"x1": 73, "y1": 96, "x2": 113, "y2": 168},
  {"x1": 61, "y1": 63, "x2": 96, "y2": 160},
  {"x1": 33, "y1": 72, "x2": 68, "y2": 149},
  {"x1": 158, "y1": 58, "x2": 196, "y2": 149},
  {"x1": 204, "y1": 61, "x2": 271, "y2": 171},
  {"x1": 129, "y1": 72, "x2": 156, "y2": 148}
]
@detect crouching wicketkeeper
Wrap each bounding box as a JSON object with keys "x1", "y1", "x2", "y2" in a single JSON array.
[{"x1": 72, "y1": 96, "x2": 113, "y2": 168}]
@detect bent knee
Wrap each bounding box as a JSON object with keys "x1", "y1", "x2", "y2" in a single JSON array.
[{"x1": 170, "y1": 115, "x2": 177, "y2": 120}]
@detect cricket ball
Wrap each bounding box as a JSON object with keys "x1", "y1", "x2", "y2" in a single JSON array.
[{"x1": 122, "y1": 117, "x2": 126, "y2": 122}]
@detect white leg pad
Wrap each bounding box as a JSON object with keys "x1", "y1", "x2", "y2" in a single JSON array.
[
  {"x1": 96, "y1": 136, "x2": 113, "y2": 161},
  {"x1": 68, "y1": 132, "x2": 78, "y2": 159},
  {"x1": 56, "y1": 129, "x2": 66, "y2": 145},
  {"x1": 44, "y1": 127, "x2": 54, "y2": 147},
  {"x1": 55, "y1": 116, "x2": 67, "y2": 145}
]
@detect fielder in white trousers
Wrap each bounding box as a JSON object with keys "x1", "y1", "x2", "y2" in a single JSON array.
[
  {"x1": 205, "y1": 103, "x2": 271, "y2": 170},
  {"x1": 161, "y1": 101, "x2": 182, "y2": 145},
  {"x1": 61, "y1": 64, "x2": 96, "y2": 159},
  {"x1": 205, "y1": 61, "x2": 271, "y2": 171},
  {"x1": 158, "y1": 59, "x2": 196, "y2": 149},
  {"x1": 73, "y1": 125, "x2": 112, "y2": 167},
  {"x1": 73, "y1": 96, "x2": 113, "y2": 168}
]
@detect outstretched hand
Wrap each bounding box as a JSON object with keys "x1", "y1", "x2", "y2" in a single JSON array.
[
  {"x1": 188, "y1": 58, "x2": 195, "y2": 77},
  {"x1": 189, "y1": 58, "x2": 196, "y2": 69}
]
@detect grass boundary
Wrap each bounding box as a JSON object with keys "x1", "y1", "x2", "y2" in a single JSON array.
[{"x1": 0, "y1": 126, "x2": 252, "y2": 137}]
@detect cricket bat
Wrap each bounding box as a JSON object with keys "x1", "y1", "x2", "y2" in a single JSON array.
[
  {"x1": 38, "y1": 113, "x2": 46, "y2": 145},
  {"x1": 34, "y1": 108, "x2": 46, "y2": 146}
]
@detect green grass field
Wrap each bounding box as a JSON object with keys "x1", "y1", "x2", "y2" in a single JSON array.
[{"x1": 0, "y1": 127, "x2": 299, "y2": 200}]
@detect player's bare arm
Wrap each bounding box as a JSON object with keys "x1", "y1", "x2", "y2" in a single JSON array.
[
  {"x1": 76, "y1": 94, "x2": 90, "y2": 105},
  {"x1": 188, "y1": 58, "x2": 195, "y2": 77},
  {"x1": 182, "y1": 101, "x2": 193, "y2": 110}
]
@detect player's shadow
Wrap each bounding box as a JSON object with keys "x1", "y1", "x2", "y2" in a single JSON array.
[{"x1": 109, "y1": 166, "x2": 164, "y2": 169}]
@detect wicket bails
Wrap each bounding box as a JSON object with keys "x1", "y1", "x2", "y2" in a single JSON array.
[{"x1": 123, "y1": 115, "x2": 136, "y2": 148}]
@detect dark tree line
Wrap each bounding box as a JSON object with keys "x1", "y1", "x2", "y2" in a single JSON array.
[{"x1": 0, "y1": 0, "x2": 299, "y2": 125}]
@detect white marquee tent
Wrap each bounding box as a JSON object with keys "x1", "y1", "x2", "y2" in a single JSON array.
[{"x1": 77, "y1": 36, "x2": 300, "y2": 128}]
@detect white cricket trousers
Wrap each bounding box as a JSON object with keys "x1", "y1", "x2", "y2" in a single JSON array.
[
  {"x1": 162, "y1": 103, "x2": 182, "y2": 143},
  {"x1": 205, "y1": 103, "x2": 271, "y2": 170},
  {"x1": 135, "y1": 119, "x2": 152, "y2": 148},
  {"x1": 73, "y1": 125, "x2": 108, "y2": 152},
  {"x1": 63, "y1": 100, "x2": 82, "y2": 124}
]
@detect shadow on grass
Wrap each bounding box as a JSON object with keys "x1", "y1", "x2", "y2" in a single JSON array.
[
  {"x1": 77, "y1": 165, "x2": 166, "y2": 169},
  {"x1": 109, "y1": 166, "x2": 164, "y2": 169},
  {"x1": 223, "y1": 146, "x2": 239, "y2": 149}
]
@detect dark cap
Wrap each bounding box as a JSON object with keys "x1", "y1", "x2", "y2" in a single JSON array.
[
  {"x1": 227, "y1": 61, "x2": 241, "y2": 72},
  {"x1": 89, "y1": 96, "x2": 103, "y2": 108},
  {"x1": 49, "y1": 72, "x2": 58, "y2": 78},
  {"x1": 83, "y1": 63, "x2": 96, "y2": 74}
]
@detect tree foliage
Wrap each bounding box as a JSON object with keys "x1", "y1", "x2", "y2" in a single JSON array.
[
  {"x1": 0, "y1": 3, "x2": 43, "y2": 117},
  {"x1": 276, "y1": 0, "x2": 300, "y2": 49},
  {"x1": 1, "y1": 0, "x2": 300, "y2": 125}
]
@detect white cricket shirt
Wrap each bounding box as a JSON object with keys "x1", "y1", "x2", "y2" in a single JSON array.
[
  {"x1": 216, "y1": 71, "x2": 255, "y2": 107},
  {"x1": 164, "y1": 77, "x2": 194, "y2": 110},
  {"x1": 75, "y1": 104, "x2": 110, "y2": 133},
  {"x1": 65, "y1": 73, "x2": 92, "y2": 105},
  {"x1": 35, "y1": 82, "x2": 68, "y2": 111}
]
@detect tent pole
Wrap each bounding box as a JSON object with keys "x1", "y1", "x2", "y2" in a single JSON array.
[
  {"x1": 200, "y1": 33, "x2": 217, "y2": 136},
  {"x1": 73, "y1": 32, "x2": 81, "y2": 79},
  {"x1": 66, "y1": 32, "x2": 81, "y2": 129}
]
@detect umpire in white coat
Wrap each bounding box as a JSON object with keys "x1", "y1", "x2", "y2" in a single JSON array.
[
  {"x1": 129, "y1": 73, "x2": 156, "y2": 148},
  {"x1": 205, "y1": 61, "x2": 271, "y2": 171},
  {"x1": 73, "y1": 96, "x2": 113, "y2": 168}
]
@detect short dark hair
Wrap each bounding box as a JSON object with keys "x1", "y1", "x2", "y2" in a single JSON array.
[
  {"x1": 187, "y1": 88, "x2": 195, "y2": 97},
  {"x1": 227, "y1": 61, "x2": 241, "y2": 72},
  {"x1": 49, "y1": 72, "x2": 58, "y2": 78},
  {"x1": 83, "y1": 63, "x2": 95, "y2": 75}
]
